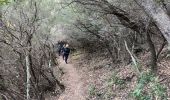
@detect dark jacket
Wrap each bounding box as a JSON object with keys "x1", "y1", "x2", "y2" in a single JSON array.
[{"x1": 64, "y1": 47, "x2": 70, "y2": 55}]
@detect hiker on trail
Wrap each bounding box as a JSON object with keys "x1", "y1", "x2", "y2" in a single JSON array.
[
  {"x1": 63, "y1": 44, "x2": 70, "y2": 64},
  {"x1": 57, "y1": 41, "x2": 64, "y2": 56},
  {"x1": 61, "y1": 44, "x2": 66, "y2": 60}
]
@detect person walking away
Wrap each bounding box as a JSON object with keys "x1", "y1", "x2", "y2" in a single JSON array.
[
  {"x1": 57, "y1": 41, "x2": 64, "y2": 56},
  {"x1": 61, "y1": 44, "x2": 66, "y2": 60},
  {"x1": 63, "y1": 44, "x2": 70, "y2": 64}
]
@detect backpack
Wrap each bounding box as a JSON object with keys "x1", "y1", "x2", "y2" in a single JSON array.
[{"x1": 64, "y1": 48, "x2": 70, "y2": 54}]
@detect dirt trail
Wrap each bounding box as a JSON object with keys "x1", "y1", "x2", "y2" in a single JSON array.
[{"x1": 57, "y1": 57, "x2": 86, "y2": 100}]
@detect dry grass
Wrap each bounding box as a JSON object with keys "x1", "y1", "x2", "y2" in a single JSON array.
[{"x1": 70, "y1": 48, "x2": 170, "y2": 100}]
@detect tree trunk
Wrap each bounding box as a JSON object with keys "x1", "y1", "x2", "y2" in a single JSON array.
[
  {"x1": 156, "y1": 38, "x2": 166, "y2": 59},
  {"x1": 146, "y1": 32, "x2": 157, "y2": 71},
  {"x1": 135, "y1": 0, "x2": 170, "y2": 46},
  {"x1": 26, "y1": 55, "x2": 31, "y2": 100}
]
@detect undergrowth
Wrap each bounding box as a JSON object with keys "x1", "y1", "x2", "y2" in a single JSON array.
[{"x1": 132, "y1": 71, "x2": 167, "y2": 100}]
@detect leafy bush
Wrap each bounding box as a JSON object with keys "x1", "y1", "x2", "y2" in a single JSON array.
[
  {"x1": 132, "y1": 72, "x2": 167, "y2": 100},
  {"x1": 88, "y1": 84, "x2": 97, "y2": 96},
  {"x1": 107, "y1": 72, "x2": 125, "y2": 87}
]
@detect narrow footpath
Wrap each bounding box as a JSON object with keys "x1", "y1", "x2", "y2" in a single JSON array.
[{"x1": 57, "y1": 57, "x2": 86, "y2": 100}]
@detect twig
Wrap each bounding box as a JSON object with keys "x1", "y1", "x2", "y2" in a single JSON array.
[
  {"x1": 0, "y1": 93, "x2": 9, "y2": 100},
  {"x1": 124, "y1": 40, "x2": 140, "y2": 75}
]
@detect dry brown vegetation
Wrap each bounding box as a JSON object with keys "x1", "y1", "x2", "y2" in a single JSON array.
[
  {"x1": 71, "y1": 47, "x2": 170, "y2": 99},
  {"x1": 0, "y1": 1, "x2": 64, "y2": 100},
  {"x1": 1, "y1": 0, "x2": 170, "y2": 100}
]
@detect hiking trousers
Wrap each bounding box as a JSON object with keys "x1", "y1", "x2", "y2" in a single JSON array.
[{"x1": 64, "y1": 54, "x2": 69, "y2": 64}]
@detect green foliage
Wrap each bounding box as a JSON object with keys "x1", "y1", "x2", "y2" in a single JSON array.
[
  {"x1": 88, "y1": 84, "x2": 97, "y2": 96},
  {"x1": 138, "y1": 72, "x2": 155, "y2": 84},
  {"x1": 103, "y1": 89, "x2": 115, "y2": 100},
  {"x1": 95, "y1": 72, "x2": 127, "y2": 100},
  {"x1": 0, "y1": 0, "x2": 11, "y2": 5},
  {"x1": 155, "y1": 0, "x2": 164, "y2": 4},
  {"x1": 151, "y1": 79, "x2": 167, "y2": 100},
  {"x1": 107, "y1": 72, "x2": 125, "y2": 87},
  {"x1": 132, "y1": 72, "x2": 167, "y2": 100},
  {"x1": 88, "y1": 84, "x2": 103, "y2": 99}
]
